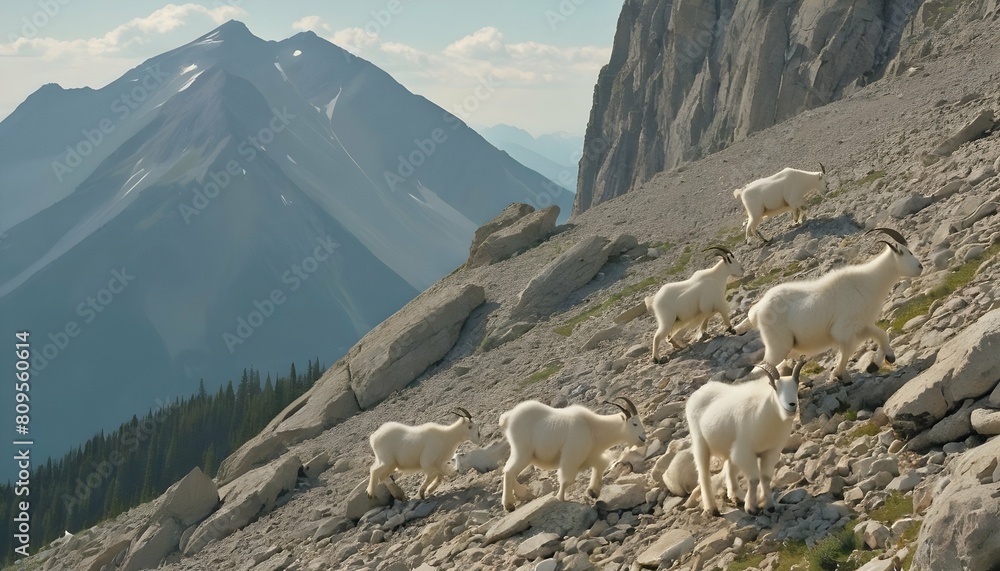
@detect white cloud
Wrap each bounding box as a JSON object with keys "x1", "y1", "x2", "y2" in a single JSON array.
[
  {"x1": 0, "y1": 3, "x2": 247, "y2": 60},
  {"x1": 443, "y1": 27, "x2": 505, "y2": 59},
  {"x1": 292, "y1": 15, "x2": 331, "y2": 33},
  {"x1": 331, "y1": 27, "x2": 379, "y2": 54}
]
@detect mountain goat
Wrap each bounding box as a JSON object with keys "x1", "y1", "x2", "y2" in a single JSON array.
[
  {"x1": 499, "y1": 397, "x2": 646, "y2": 511},
  {"x1": 736, "y1": 228, "x2": 923, "y2": 381},
  {"x1": 367, "y1": 407, "x2": 481, "y2": 500},
  {"x1": 686, "y1": 362, "x2": 805, "y2": 515},
  {"x1": 650, "y1": 246, "x2": 745, "y2": 363},
  {"x1": 734, "y1": 166, "x2": 828, "y2": 243}
]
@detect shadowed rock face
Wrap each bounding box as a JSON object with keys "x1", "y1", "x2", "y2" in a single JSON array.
[{"x1": 575, "y1": 0, "x2": 920, "y2": 214}]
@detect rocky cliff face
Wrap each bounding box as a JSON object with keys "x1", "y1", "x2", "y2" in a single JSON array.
[{"x1": 575, "y1": 0, "x2": 921, "y2": 214}]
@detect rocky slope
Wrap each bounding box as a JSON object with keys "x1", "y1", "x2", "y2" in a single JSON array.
[
  {"x1": 574, "y1": 0, "x2": 950, "y2": 214},
  {"x1": 19, "y1": 2, "x2": 1000, "y2": 571}
]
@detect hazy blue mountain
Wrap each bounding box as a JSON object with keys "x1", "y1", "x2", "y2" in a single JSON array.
[
  {"x1": 476, "y1": 123, "x2": 582, "y2": 200},
  {"x1": 0, "y1": 20, "x2": 572, "y2": 466}
]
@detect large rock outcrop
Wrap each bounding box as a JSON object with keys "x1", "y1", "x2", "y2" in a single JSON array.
[
  {"x1": 468, "y1": 204, "x2": 560, "y2": 268},
  {"x1": 349, "y1": 282, "x2": 485, "y2": 408},
  {"x1": 885, "y1": 309, "x2": 1000, "y2": 436},
  {"x1": 911, "y1": 436, "x2": 1000, "y2": 571},
  {"x1": 575, "y1": 0, "x2": 921, "y2": 214}
]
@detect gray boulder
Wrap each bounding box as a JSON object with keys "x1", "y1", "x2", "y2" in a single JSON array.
[
  {"x1": 468, "y1": 205, "x2": 559, "y2": 267},
  {"x1": 885, "y1": 309, "x2": 1000, "y2": 435},
  {"x1": 345, "y1": 479, "x2": 395, "y2": 521},
  {"x1": 119, "y1": 518, "x2": 182, "y2": 571},
  {"x1": 889, "y1": 192, "x2": 932, "y2": 218},
  {"x1": 911, "y1": 436, "x2": 1000, "y2": 571},
  {"x1": 154, "y1": 467, "x2": 218, "y2": 526},
  {"x1": 512, "y1": 234, "x2": 631, "y2": 319},
  {"x1": 468, "y1": 203, "x2": 535, "y2": 258},
  {"x1": 484, "y1": 495, "x2": 598, "y2": 544},
  {"x1": 931, "y1": 109, "x2": 996, "y2": 157},
  {"x1": 636, "y1": 529, "x2": 695, "y2": 568},
  {"x1": 350, "y1": 282, "x2": 485, "y2": 408},
  {"x1": 183, "y1": 454, "x2": 301, "y2": 555}
]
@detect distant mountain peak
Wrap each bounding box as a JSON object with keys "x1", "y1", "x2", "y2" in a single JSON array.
[{"x1": 192, "y1": 19, "x2": 258, "y2": 45}]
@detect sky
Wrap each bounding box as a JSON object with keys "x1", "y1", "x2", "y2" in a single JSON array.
[{"x1": 0, "y1": 0, "x2": 625, "y2": 136}]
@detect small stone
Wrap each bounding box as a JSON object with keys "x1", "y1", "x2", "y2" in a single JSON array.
[
  {"x1": 886, "y1": 471, "x2": 921, "y2": 493},
  {"x1": 516, "y1": 533, "x2": 561, "y2": 560},
  {"x1": 971, "y1": 408, "x2": 1000, "y2": 435}
]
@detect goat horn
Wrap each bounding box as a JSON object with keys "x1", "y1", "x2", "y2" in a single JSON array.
[
  {"x1": 605, "y1": 400, "x2": 630, "y2": 418},
  {"x1": 755, "y1": 363, "x2": 779, "y2": 384},
  {"x1": 819, "y1": 162, "x2": 827, "y2": 174},
  {"x1": 615, "y1": 396, "x2": 639, "y2": 417},
  {"x1": 791, "y1": 360, "x2": 806, "y2": 383},
  {"x1": 451, "y1": 407, "x2": 472, "y2": 419},
  {"x1": 702, "y1": 245, "x2": 733, "y2": 258},
  {"x1": 865, "y1": 227, "x2": 908, "y2": 246}
]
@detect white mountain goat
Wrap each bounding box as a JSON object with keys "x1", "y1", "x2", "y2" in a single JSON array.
[
  {"x1": 367, "y1": 407, "x2": 481, "y2": 500},
  {"x1": 736, "y1": 228, "x2": 923, "y2": 381},
  {"x1": 734, "y1": 166, "x2": 828, "y2": 243},
  {"x1": 499, "y1": 397, "x2": 646, "y2": 511},
  {"x1": 686, "y1": 361, "x2": 805, "y2": 515},
  {"x1": 650, "y1": 246, "x2": 745, "y2": 363}
]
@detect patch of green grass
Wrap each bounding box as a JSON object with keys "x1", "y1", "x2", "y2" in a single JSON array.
[
  {"x1": 888, "y1": 243, "x2": 1000, "y2": 332},
  {"x1": 553, "y1": 276, "x2": 659, "y2": 336},
  {"x1": 665, "y1": 245, "x2": 694, "y2": 276},
  {"x1": 858, "y1": 170, "x2": 887, "y2": 185},
  {"x1": 850, "y1": 421, "x2": 881, "y2": 439},
  {"x1": 774, "y1": 540, "x2": 809, "y2": 571},
  {"x1": 808, "y1": 527, "x2": 861, "y2": 571},
  {"x1": 714, "y1": 225, "x2": 745, "y2": 250},
  {"x1": 898, "y1": 522, "x2": 921, "y2": 569},
  {"x1": 523, "y1": 362, "x2": 563, "y2": 386},
  {"x1": 844, "y1": 409, "x2": 859, "y2": 422},
  {"x1": 870, "y1": 490, "x2": 913, "y2": 524},
  {"x1": 728, "y1": 552, "x2": 766, "y2": 571},
  {"x1": 802, "y1": 361, "x2": 825, "y2": 376}
]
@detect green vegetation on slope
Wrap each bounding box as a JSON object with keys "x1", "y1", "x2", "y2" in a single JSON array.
[
  {"x1": 888, "y1": 243, "x2": 1000, "y2": 331},
  {"x1": 0, "y1": 360, "x2": 322, "y2": 562}
]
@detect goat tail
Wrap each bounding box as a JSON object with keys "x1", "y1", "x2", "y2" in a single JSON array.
[
  {"x1": 498, "y1": 411, "x2": 510, "y2": 431},
  {"x1": 733, "y1": 187, "x2": 743, "y2": 198}
]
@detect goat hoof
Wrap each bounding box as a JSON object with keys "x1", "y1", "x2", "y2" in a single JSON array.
[
  {"x1": 886, "y1": 354, "x2": 896, "y2": 364},
  {"x1": 366, "y1": 493, "x2": 375, "y2": 500},
  {"x1": 652, "y1": 356, "x2": 667, "y2": 365},
  {"x1": 726, "y1": 326, "x2": 737, "y2": 335},
  {"x1": 503, "y1": 503, "x2": 515, "y2": 513},
  {"x1": 866, "y1": 362, "x2": 880, "y2": 374},
  {"x1": 587, "y1": 489, "x2": 599, "y2": 499}
]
